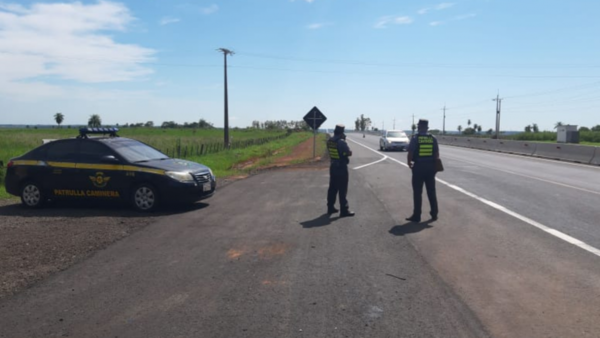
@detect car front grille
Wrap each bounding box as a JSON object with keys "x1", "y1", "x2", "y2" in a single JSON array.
[{"x1": 193, "y1": 172, "x2": 210, "y2": 183}]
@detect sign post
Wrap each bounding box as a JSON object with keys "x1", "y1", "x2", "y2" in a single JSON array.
[{"x1": 303, "y1": 106, "x2": 327, "y2": 159}]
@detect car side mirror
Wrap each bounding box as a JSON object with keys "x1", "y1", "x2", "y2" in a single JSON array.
[{"x1": 101, "y1": 155, "x2": 120, "y2": 164}]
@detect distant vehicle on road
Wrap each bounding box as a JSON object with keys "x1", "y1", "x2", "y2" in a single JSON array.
[
  {"x1": 4, "y1": 128, "x2": 216, "y2": 212},
  {"x1": 380, "y1": 130, "x2": 410, "y2": 151}
]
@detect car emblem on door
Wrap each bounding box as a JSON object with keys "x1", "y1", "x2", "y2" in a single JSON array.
[{"x1": 90, "y1": 172, "x2": 111, "y2": 188}]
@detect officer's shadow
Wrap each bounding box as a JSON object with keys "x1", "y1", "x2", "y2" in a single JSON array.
[
  {"x1": 301, "y1": 213, "x2": 339, "y2": 229},
  {"x1": 389, "y1": 220, "x2": 434, "y2": 236}
]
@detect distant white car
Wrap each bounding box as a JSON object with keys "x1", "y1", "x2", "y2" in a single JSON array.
[{"x1": 380, "y1": 130, "x2": 410, "y2": 151}]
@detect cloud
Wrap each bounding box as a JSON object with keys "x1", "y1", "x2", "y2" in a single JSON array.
[
  {"x1": 176, "y1": 3, "x2": 218, "y2": 15},
  {"x1": 159, "y1": 16, "x2": 180, "y2": 25},
  {"x1": 307, "y1": 22, "x2": 332, "y2": 29},
  {"x1": 429, "y1": 13, "x2": 477, "y2": 27},
  {"x1": 418, "y1": 2, "x2": 455, "y2": 15},
  {"x1": 454, "y1": 13, "x2": 477, "y2": 20},
  {"x1": 375, "y1": 16, "x2": 413, "y2": 29},
  {"x1": 201, "y1": 4, "x2": 218, "y2": 14},
  {"x1": 0, "y1": 1, "x2": 155, "y2": 100}
]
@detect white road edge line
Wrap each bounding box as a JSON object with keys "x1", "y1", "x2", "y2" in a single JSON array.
[
  {"x1": 353, "y1": 155, "x2": 388, "y2": 170},
  {"x1": 347, "y1": 137, "x2": 600, "y2": 258},
  {"x1": 443, "y1": 154, "x2": 600, "y2": 196}
]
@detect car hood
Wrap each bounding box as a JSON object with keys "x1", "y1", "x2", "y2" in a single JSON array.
[
  {"x1": 386, "y1": 137, "x2": 409, "y2": 143},
  {"x1": 136, "y1": 158, "x2": 211, "y2": 173}
]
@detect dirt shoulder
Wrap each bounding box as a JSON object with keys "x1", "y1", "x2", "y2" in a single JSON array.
[
  {"x1": 0, "y1": 200, "x2": 169, "y2": 300},
  {"x1": 0, "y1": 136, "x2": 329, "y2": 300}
]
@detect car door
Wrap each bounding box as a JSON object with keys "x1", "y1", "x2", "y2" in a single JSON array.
[
  {"x1": 76, "y1": 140, "x2": 127, "y2": 201},
  {"x1": 42, "y1": 140, "x2": 81, "y2": 199}
]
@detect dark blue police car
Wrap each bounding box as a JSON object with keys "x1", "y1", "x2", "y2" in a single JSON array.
[{"x1": 4, "y1": 128, "x2": 216, "y2": 211}]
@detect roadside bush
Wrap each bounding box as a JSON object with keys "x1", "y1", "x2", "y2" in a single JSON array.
[
  {"x1": 508, "y1": 131, "x2": 600, "y2": 143},
  {"x1": 509, "y1": 131, "x2": 556, "y2": 142},
  {"x1": 581, "y1": 131, "x2": 600, "y2": 143}
]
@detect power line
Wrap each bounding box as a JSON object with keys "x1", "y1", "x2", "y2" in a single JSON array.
[
  {"x1": 236, "y1": 51, "x2": 600, "y2": 70},
  {"x1": 4, "y1": 52, "x2": 600, "y2": 79},
  {"x1": 504, "y1": 80, "x2": 600, "y2": 99}
]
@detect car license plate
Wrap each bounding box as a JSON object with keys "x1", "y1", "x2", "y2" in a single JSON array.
[{"x1": 203, "y1": 183, "x2": 212, "y2": 192}]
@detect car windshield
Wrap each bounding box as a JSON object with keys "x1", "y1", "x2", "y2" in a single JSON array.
[
  {"x1": 109, "y1": 140, "x2": 168, "y2": 163},
  {"x1": 387, "y1": 132, "x2": 406, "y2": 138}
]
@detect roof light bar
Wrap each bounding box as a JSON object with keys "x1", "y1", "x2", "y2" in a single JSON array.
[{"x1": 79, "y1": 127, "x2": 119, "y2": 138}]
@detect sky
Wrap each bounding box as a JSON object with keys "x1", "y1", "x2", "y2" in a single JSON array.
[{"x1": 1, "y1": 0, "x2": 600, "y2": 132}]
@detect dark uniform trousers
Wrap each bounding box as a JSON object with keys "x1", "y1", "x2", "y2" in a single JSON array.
[
  {"x1": 412, "y1": 161, "x2": 438, "y2": 217},
  {"x1": 327, "y1": 162, "x2": 349, "y2": 211}
]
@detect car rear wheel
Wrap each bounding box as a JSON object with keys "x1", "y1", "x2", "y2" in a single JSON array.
[
  {"x1": 21, "y1": 181, "x2": 45, "y2": 208},
  {"x1": 131, "y1": 184, "x2": 159, "y2": 212}
]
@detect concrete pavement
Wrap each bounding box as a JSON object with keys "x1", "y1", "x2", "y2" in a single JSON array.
[
  {"x1": 345, "y1": 133, "x2": 600, "y2": 338},
  {"x1": 0, "y1": 162, "x2": 488, "y2": 337}
]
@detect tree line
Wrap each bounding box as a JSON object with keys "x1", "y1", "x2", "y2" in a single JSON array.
[{"x1": 457, "y1": 119, "x2": 487, "y2": 135}]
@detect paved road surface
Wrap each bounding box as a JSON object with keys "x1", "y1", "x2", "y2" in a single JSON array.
[{"x1": 1, "y1": 133, "x2": 600, "y2": 338}]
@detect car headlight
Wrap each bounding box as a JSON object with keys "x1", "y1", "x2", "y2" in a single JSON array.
[
  {"x1": 165, "y1": 171, "x2": 195, "y2": 183},
  {"x1": 208, "y1": 168, "x2": 214, "y2": 178}
]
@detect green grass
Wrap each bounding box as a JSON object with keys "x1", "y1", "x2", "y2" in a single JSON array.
[
  {"x1": 0, "y1": 127, "x2": 286, "y2": 163},
  {"x1": 0, "y1": 128, "x2": 322, "y2": 199},
  {"x1": 185, "y1": 132, "x2": 325, "y2": 177}
]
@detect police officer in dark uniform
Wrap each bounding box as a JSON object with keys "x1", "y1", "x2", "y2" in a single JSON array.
[
  {"x1": 406, "y1": 119, "x2": 439, "y2": 222},
  {"x1": 327, "y1": 124, "x2": 355, "y2": 217}
]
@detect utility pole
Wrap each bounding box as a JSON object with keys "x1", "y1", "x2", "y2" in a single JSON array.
[
  {"x1": 492, "y1": 92, "x2": 503, "y2": 139},
  {"x1": 412, "y1": 114, "x2": 415, "y2": 136},
  {"x1": 442, "y1": 105, "x2": 446, "y2": 135},
  {"x1": 217, "y1": 48, "x2": 234, "y2": 148}
]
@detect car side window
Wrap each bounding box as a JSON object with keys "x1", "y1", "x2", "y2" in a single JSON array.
[
  {"x1": 79, "y1": 141, "x2": 116, "y2": 163},
  {"x1": 45, "y1": 141, "x2": 79, "y2": 162}
]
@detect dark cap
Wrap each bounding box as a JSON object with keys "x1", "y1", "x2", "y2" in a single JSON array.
[
  {"x1": 334, "y1": 124, "x2": 345, "y2": 135},
  {"x1": 417, "y1": 119, "x2": 429, "y2": 128}
]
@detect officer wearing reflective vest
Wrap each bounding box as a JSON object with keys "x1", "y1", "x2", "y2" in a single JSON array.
[
  {"x1": 327, "y1": 124, "x2": 355, "y2": 217},
  {"x1": 406, "y1": 119, "x2": 439, "y2": 222}
]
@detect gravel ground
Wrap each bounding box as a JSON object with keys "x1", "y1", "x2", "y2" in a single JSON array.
[{"x1": 0, "y1": 198, "x2": 166, "y2": 300}]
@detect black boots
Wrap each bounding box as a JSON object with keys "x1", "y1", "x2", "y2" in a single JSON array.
[
  {"x1": 327, "y1": 207, "x2": 355, "y2": 217},
  {"x1": 340, "y1": 210, "x2": 355, "y2": 217},
  {"x1": 405, "y1": 215, "x2": 421, "y2": 223}
]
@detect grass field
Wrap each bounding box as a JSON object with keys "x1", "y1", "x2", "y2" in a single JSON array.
[
  {"x1": 445, "y1": 131, "x2": 600, "y2": 146},
  {"x1": 0, "y1": 127, "x2": 287, "y2": 163},
  {"x1": 0, "y1": 128, "x2": 326, "y2": 200}
]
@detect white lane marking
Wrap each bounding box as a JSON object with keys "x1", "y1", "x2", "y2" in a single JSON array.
[
  {"x1": 347, "y1": 136, "x2": 600, "y2": 259},
  {"x1": 353, "y1": 155, "x2": 388, "y2": 170},
  {"x1": 440, "y1": 143, "x2": 600, "y2": 171},
  {"x1": 443, "y1": 154, "x2": 600, "y2": 196}
]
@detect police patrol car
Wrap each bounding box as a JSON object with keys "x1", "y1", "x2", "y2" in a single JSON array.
[{"x1": 4, "y1": 128, "x2": 216, "y2": 211}]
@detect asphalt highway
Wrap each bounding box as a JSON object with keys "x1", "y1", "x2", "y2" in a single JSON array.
[{"x1": 1, "y1": 133, "x2": 599, "y2": 338}]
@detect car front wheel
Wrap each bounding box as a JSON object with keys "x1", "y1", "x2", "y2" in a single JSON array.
[
  {"x1": 131, "y1": 183, "x2": 159, "y2": 212},
  {"x1": 21, "y1": 181, "x2": 45, "y2": 208}
]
